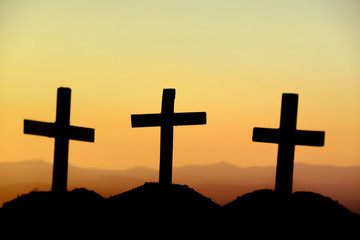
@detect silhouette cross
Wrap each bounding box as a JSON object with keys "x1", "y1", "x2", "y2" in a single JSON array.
[
  {"x1": 131, "y1": 89, "x2": 206, "y2": 185},
  {"x1": 252, "y1": 93, "x2": 325, "y2": 195},
  {"x1": 24, "y1": 87, "x2": 95, "y2": 192}
]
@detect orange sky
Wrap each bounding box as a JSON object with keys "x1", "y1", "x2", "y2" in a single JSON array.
[{"x1": 0, "y1": 0, "x2": 359, "y2": 170}]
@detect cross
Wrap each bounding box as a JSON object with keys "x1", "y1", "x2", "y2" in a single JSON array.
[
  {"x1": 24, "y1": 87, "x2": 95, "y2": 193},
  {"x1": 252, "y1": 93, "x2": 325, "y2": 195},
  {"x1": 131, "y1": 89, "x2": 206, "y2": 185}
]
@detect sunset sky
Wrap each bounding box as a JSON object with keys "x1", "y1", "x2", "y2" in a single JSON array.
[{"x1": 1, "y1": 0, "x2": 359, "y2": 171}]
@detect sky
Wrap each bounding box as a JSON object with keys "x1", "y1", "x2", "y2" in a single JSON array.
[{"x1": 0, "y1": 0, "x2": 359, "y2": 170}]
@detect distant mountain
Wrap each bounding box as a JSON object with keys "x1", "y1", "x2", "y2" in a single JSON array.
[
  {"x1": 0, "y1": 160, "x2": 157, "y2": 204},
  {"x1": 1, "y1": 160, "x2": 359, "y2": 215},
  {"x1": 177, "y1": 162, "x2": 360, "y2": 215}
]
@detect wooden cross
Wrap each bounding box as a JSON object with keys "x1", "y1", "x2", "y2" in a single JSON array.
[
  {"x1": 252, "y1": 93, "x2": 325, "y2": 195},
  {"x1": 131, "y1": 89, "x2": 206, "y2": 185},
  {"x1": 24, "y1": 87, "x2": 95, "y2": 192}
]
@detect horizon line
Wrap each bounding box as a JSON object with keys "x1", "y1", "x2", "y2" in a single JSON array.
[{"x1": 2, "y1": 159, "x2": 360, "y2": 171}]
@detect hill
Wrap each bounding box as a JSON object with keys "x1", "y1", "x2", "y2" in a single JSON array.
[
  {"x1": 226, "y1": 190, "x2": 360, "y2": 235},
  {"x1": 1, "y1": 188, "x2": 105, "y2": 215},
  {"x1": 107, "y1": 182, "x2": 221, "y2": 229},
  {"x1": 1, "y1": 186, "x2": 359, "y2": 236},
  {"x1": 0, "y1": 184, "x2": 221, "y2": 234},
  {"x1": 223, "y1": 190, "x2": 360, "y2": 236},
  {"x1": 225, "y1": 189, "x2": 360, "y2": 220},
  {"x1": 108, "y1": 182, "x2": 220, "y2": 213}
]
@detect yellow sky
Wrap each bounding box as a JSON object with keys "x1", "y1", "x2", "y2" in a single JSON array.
[{"x1": 0, "y1": 0, "x2": 359, "y2": 170}]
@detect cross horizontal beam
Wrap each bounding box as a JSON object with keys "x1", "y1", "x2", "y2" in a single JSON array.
[
  {"x1": 173, "y1": 112, "x2": 206, "y2": 126},
  {"x1": 68, "y1": 126, "x2": 95, "y2": 142},
  {"x1": 252, "y1": 127, "x2": 325, "y2": 146},
  {"x1": 131, "y1": 112, "x2": 206, "y2": 128},
  {"x1": 295, "y1": 130, "x2": 325, "y2": 146},
  {"x1": 252, "y1": 127, "x2": 279, "y2": 143},
  {"x1": 24, "y1": 120, "x2": 55, "y2": 137},
  {"x1": 131, "y1": 114, "x2": 161, "y2": 128},
  {"x1": 24, "y1": 119, "x2": 94, "y2": 142}
]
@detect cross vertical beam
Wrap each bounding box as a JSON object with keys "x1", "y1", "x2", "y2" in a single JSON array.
[
  {"x1": 276, "y1": 94, "x2": 297, "y2": 195},
  {"x1": 52, "y1": 88, "x2": 71, "y2": 192},
  {"x1": 252, "y1": 93, "x2": 325, "y2": 195},
  {"x1": 159, "y1": 89, "x2": 175, "y2": 185}
]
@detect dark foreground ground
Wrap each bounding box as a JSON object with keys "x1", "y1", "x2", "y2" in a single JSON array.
[{"x1": 1, "y1": 183, "x2": 359, "y2": 237}]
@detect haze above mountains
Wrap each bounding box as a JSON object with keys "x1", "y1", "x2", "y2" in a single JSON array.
[{"x1": 1, "y1": 160, "x2": 359, "y2": 214}]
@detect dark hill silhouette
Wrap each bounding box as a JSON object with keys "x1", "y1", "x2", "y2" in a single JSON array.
[
  {"x1": 0, "y1": 188, "x2": 107, "y2": 234},
  {"x1": 223, "y1": 189, "x2": 360, "y2": 235},
  {"x1": 1, "y1": 188, "x2": 105, "y2": 215},
  {"x1": 107, "y1": 182, "x2": 223, "y2": 234},
  {"x1": 108, "y1": 182, "x2": 221, "y2": 223},
  {"x1": 1, "y1": 183, "x2": 222, "y2": 218},
  {"x1": 1, "y1": 186, "x2": 359, "y2": 236},
  {"x1": 1, "y1": 184, "x2": 221, "y2": 234}
]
